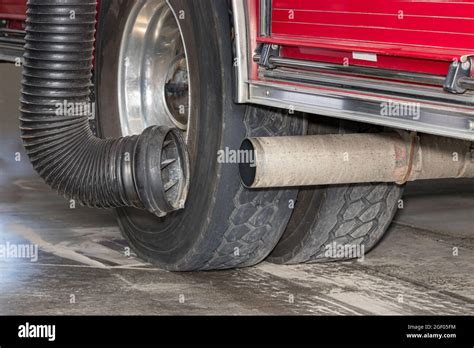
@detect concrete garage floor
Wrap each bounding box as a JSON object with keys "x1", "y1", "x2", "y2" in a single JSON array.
[{"x1": 0, "y1": 64, "x2": 473, "y2": 315}]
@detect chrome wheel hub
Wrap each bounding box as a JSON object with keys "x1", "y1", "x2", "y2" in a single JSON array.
[{"x1": 118, "y1": 0, "x2": 190, "y2": 136}]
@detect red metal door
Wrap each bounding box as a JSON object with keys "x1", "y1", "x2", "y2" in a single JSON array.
[
  {"x1": 0, "y1": 0, "x2": 26, "y2": 20},
  {"x1": 258, "y1": 0, "x2": 474, "y2": 76}
]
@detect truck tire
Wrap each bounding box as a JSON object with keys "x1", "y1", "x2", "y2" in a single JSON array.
[
  {"x1": 269, "y1": 118, "x2": 404, "y2": 264},
  {"x1": 95, "y1": 0, "x2": 304, "y2": 270}
]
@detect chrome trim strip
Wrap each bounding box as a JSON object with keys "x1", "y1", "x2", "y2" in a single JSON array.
[
  {"x1": 253, "y1": 54, "x2": 451, "y2": 87},
  {"x1": 0, "y1": 28, "x2": 25, "y2": 62},
  {"x1": 261, "y1": 68, "x2": 474, "y2": 107},
  {"x1": 460, "y1": 77, "x2": 474, "y2": 90},
  {"x1": 232, "y1": 0, "x2": 250, "y2": 103},
  {"x1": 248, "y1": 82, "x2": 474, "y2": 141},
  {"x1": 0, "y1": 44, "x2": 23, "y2": 63},
  {"x1": 259, "y1": 0, "x2": 272, "y2": 37}
]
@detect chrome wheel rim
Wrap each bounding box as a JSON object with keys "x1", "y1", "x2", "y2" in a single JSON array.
[{"x1": 118, "y1": 0, "x2": 191, "y2": 137}]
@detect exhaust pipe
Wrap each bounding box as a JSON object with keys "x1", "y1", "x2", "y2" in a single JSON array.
[
  {"x1": 240, "y1": 132, "x2": 474, "y2": 188},
  {"x1": 20, "y1": 0, "x2": 189, "y2": 216}
]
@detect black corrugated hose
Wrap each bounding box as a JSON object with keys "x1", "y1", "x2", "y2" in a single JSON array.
[{"x1": 19, "y1": 0, "x2": 189, "y2": 217}]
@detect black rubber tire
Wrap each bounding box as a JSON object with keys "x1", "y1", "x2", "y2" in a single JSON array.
[
  {"x1": 268, "y1": 117, "x2": 404, "y2": 264},
  {"x1": 95, "y1": 0, "x2": 304, "y2": 271}
]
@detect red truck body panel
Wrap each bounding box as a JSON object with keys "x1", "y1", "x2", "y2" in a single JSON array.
[
  {"x1": 0, "y1": 0, "x2": 25, "y2": 29},
  {"x1": 1, "y1": 0, "x2": 472, "y2": 77},
  {"x1": 258, "y1": 0, "x2": 474, "y2": 76},
  {"x1": 2, "y1": 0, "x2": 472, "y2": 77},
  {"x1": 0, "y1": 0, "x2": 25, "y2": 20}
]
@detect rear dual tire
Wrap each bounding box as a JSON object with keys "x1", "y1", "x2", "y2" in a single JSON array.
[
  {"x1": 96, "y1": 0, "x2": 305, "y2": 271},
  {"x1": 96, "y1": 0, "x2": 402, "y2": 271},
  {"x1": 269, "y1": 118, "x2": 404, "y2": 264}
]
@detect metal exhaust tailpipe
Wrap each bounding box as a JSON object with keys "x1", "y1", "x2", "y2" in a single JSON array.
[{"x1": 240, "y1": 132, "x2": 474, "y2": 188}]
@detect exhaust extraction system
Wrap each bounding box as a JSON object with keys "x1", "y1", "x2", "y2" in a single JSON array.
[
  {"x1": 19, "y1": 0, "x2": 189, "y2": 217},
  {"x1": 240, "y1": 132, "x2": 474, "y2": 188}
]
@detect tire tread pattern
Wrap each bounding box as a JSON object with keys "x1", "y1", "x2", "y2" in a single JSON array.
[
  {"x1": 304, "y1": 183, "x2": 402, "y2": 262},
  {"x1": 202, "y1": 107, "x2": 304, "y2": 270}
]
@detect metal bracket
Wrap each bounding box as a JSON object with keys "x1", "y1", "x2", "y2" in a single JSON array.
[
  {"x1": 255, "y1": 43, "x2": 280, "y2": 70},
  {"x1": 444, "y1": 57, "x2": 472, "y2": 94},
  {"x1": 259, "y1": 0, "x2": 272, "y2": 37}
]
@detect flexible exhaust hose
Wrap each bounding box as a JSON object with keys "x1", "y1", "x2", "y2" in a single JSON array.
[{"x1": 20, "y1": 0, "x2": 189, "y2": 216}]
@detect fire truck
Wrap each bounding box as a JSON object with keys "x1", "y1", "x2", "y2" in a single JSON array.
[{"x1": 0, "y1": 0, "x2": 473, "y2": 271}]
